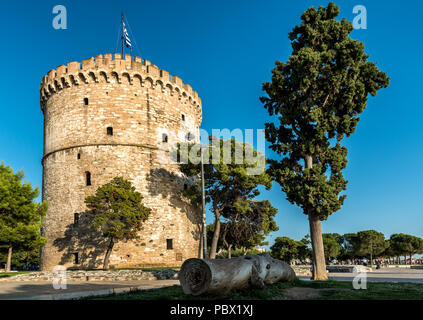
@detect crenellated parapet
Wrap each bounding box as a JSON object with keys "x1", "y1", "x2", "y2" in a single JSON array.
[{"x1": 40, "y1": 53, "x2": 202, "y2": 117}]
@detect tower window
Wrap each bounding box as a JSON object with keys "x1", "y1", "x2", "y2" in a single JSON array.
[
  {"x1": 181, "y1": 114, "x2": 185, "y2": 121},
  {"x1": 84, "y1": 98, "x2": 89, "y2": 106},
  {"x1": 77, "y1": 153, "x2": 81, "y2": 160},
  {"x1": 107, "y1": 127, "x2": 113, "y2": 136},
  {"x1": 74, "y1": 213, "x2": 79, "y2": 225},
  {"x1": 85, "y1": 172, "x2": 91, "y2": 186},
  {"x1": 162, "y1": 133, "x2": 168, "y2": 143},
  {"x1": 166, "y1": 239, "x2": 173, "y2": 250},
  {"x1": 73, "y1": 253, "x2": 79, "y2": 264}
]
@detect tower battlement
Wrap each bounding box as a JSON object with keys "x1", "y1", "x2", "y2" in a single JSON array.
[{"x1": 40, "y1": 53, "x2": 201, "y2": 117}]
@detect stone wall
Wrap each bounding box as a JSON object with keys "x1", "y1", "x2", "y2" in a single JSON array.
[
  {"x1": 40, "y1": 54, "x2": 203, "y2": 270},
  {"x1": 0, "y1": 269, "x2": 179, "y2": 282}
]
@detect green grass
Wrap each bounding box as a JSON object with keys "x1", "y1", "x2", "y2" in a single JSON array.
[
  {"x1": 0, "y1": 272, "x2": 30, "y2": 278},
  {"x1": 83, "y1": 278, "x2": 423, "y2": 300}
]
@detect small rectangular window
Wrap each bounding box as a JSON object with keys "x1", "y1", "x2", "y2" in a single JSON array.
[
  {"x1": 84, "y1": 98, "x2": 89, "y2": 106},
  {"x1": 107, "y1": 127, "x2": 113, "y2": 136},
  {"x1": 73, "y1": 253, "x2": 79, "y2": 264},
  {"x1": 162, "y1": 133, "x2": 168, "y2": 143},
  {"x1": 86, "y1": 172, "x2": 91, "y2": 186},
  {"x1": 166, "y1": 239, "x2": 173, "y2": 250},
  {"x1": 74, "y1": 213, "x2": 79, "y2": 225},
  {"x1": 181, "y1": 114, "x2": 185, "y2": 121},
  {"x1": 77, "y1": 153, "x2": 81, "y2": 160}
]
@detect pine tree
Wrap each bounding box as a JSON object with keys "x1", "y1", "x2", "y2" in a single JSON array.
[
  {"x1": 261, "y1": 2, "x2": 390, "y2": 279},
  {"x1": 0, "y1": 162, "x2": 47, "y2": 272},
  {"x1": 85, "y1": 177, "x2": 151, "y2": 270}
]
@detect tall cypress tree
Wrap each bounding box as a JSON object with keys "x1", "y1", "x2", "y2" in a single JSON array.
[{"x1": 261, "y1": 2, "x2": 390, "y2": 279}]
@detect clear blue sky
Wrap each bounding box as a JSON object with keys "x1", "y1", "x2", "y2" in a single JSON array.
[{"x1": 1, "y1": 0, "x2": 422, "y2": 244}]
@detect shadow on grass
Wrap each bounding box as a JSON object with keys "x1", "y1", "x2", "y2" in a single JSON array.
[{"x1": 83, "y1": 278, "x2": 423, "y2": 300}]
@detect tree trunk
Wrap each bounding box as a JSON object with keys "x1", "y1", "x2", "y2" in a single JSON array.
[
  {"x1": 227, "y1": 244, "x2": 232, "y2": 259},
  {"x1": 179, "y1": 253, "x2": 296, "y2": 296},
  {"x1": 308, "y1": 213, "x2": 328, "y2": 280},
  {"x1": 103, "y1": 238, "x2": 114, "y2": 270},
  {"x1": 304, "y1": 154, "x2": 328, "y2": 281},
  {"x1": 5, "y1": 246, "x2": 13, "y2": 272},
  {"x1": 209, "y1": 211, "x2": 221, "y2": 259}
]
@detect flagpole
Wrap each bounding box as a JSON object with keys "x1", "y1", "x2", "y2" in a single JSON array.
[{"x1": 121, "y1": 12, "x2": 124, "y2": 57}]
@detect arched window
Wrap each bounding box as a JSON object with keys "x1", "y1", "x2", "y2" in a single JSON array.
[{"x1": 85, "y1": 172, "x2": 91, "y2": 186}]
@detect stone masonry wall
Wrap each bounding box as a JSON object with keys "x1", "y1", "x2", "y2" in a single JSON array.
[{"x1": 40, "y1": 54, "x2": 203, "y2": 270}]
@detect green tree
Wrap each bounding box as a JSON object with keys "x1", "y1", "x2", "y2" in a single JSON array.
[
  {"x1": 322, "y1": 233, "x2": 342, "y2": 261},
  {"x1": 339, "y1": 233, "x2": 358, "y2": 261},
  {"x1": 390, "y1": 234, "x2": 423, "y2": 265},
  {"x1": 260, "y1": 2, "x2": 390, "y2": 279},
  {"x1": 178, "y1": 138, "x2": 272, "y2": 259},
  {"x1": 221, "y1": 200, "x2": 279, "y2": 258},
  {"x1": 270, "y1": 236, "x2": 299, "y2": 264},
  {"x1": 355, "y1": 230, "x2": 386, "y2": 266},
  {"x1": 297, "y1": 235, "x2": 312, "y2": 262},
  {"x1": 0, "y1": 162, "x2": 47, "y2": 272},
  {"x1": 85, "y1": 177, "x2": 151, "y2": 270}
]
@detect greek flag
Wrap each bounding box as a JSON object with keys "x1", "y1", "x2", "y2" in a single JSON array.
[{"x1": 123, "y1": 22, "x2": 132, "y2": 49}]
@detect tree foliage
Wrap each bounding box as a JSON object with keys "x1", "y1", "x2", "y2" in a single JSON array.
[
  {"x1": 178, "y1": 138, "x2": 273, "y2": 259},
  {"x1": 390, "y1": 233, "x2": 423, "y2": 263},
  {"x1": 270, "y1": 236, "x2": 312, "y2": 264},
  {"x1": 0, "y1": 162, "x2": 47, "y2": 271},
  {"x1": 354, "y1": 230, "x2": 386, "y2": 262},
  {"x1": 322, "y1": 233, "x2": 342, "y2": 260},
  {"x1": 261, "y1": 1, "x2": 390, "y2": 220},
  {"x1": 221, "y1": 200, "x2": 278, "y2": 255},
  {"x1": 85, "y1": 177, "x2": 151, "y2": 269}
]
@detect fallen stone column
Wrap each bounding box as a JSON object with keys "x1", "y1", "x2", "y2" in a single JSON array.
[{"x1": 179, "y1": 253, "x2": 296, "y2": 296}]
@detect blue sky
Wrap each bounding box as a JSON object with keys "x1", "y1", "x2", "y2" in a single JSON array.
[{"x1": 0, "y1": 0, "x2": 422, "y2": 245}]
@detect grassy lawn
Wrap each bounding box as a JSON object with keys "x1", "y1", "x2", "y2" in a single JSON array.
[
  {"x1": 83, "y1": 278, "x2": 423, "y2": 300},
  {"x1": 0, "y1": 272, "x2": 30, "y2": 278}
]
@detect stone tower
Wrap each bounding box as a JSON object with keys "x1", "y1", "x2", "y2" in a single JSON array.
[{"x1": 39, "y1": 53, "x2": 202, "y2": 270}]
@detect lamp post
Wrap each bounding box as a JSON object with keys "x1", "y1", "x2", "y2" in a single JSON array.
[
  {"x1": 201, "y1": 146, "x2": 207, "y2": 259},
  {"x1": 200, "y1": 139, "x2": 217, "y2": 259}
]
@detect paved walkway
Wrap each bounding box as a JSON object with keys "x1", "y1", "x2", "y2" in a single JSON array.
[
  {"x1": 298, "y1": 268, "x2": 423, "y2": 283},
  {"x1": 0, "y1": 279, "x2": 179, "y2": 300},
  {"x1": 2, "y1": 268, "x2": 423, "y2": 300}
]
